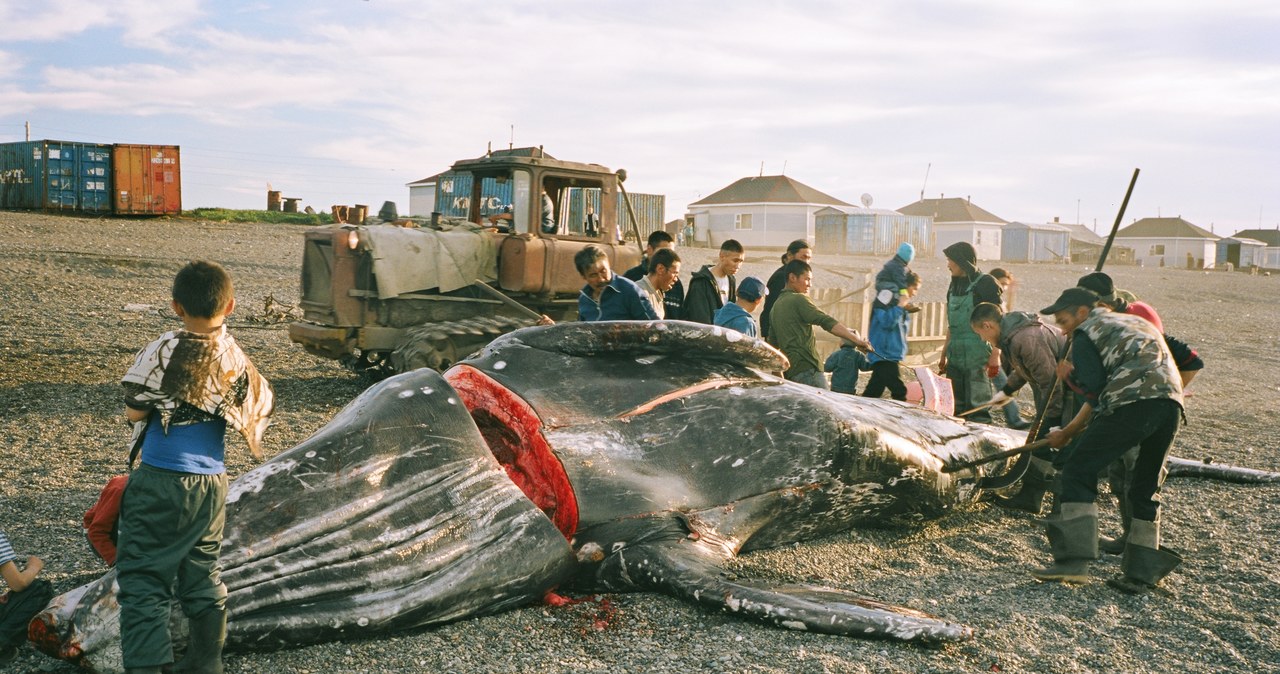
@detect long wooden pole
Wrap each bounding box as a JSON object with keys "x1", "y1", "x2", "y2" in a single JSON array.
[{"x1": 1096, "y1": 168, "x2": 1140, "y2": 272}]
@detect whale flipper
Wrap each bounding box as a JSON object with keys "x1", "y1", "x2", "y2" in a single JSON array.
[{"x1": 593, "y1": 537, "x2": 973, "y2": 646}]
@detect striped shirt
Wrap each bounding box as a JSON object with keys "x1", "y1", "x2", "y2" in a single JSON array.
[{"x1": 0, "y1": 530, "x2": 17, "y2": 567}]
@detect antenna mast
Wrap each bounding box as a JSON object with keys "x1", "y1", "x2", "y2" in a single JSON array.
[{"x1": 920, "y1": 162, "x2": 932, "y2": 201}]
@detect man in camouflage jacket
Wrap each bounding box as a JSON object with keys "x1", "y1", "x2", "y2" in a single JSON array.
[{"x1": 1031, "y1": 288, "x2": 1185, "y2": 594}]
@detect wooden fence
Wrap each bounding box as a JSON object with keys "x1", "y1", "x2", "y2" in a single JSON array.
[{"x1": 809, "y1": 272, "x2": 947, "y2": 367}]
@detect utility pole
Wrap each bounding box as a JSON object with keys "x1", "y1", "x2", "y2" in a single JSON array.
[{"x1": 25, "y1": 120, "x2": 30, "y2": 141}]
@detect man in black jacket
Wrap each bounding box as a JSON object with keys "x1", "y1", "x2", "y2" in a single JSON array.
[{"x1": 683, "y1": 239, "x2": 744, "y2": 324}]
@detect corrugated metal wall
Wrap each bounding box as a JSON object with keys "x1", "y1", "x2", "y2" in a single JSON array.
[
  {"x1": 112, "y1": 144, "x2": 182, "y2": 214},
  {"x1": 434, "y1": 170, "x2": 664, "y2": 239},
  {"x1": 814, "y1": 212, "x2": 931, "y2": 256},
  {"x1": 1003, "y1": 224, "x2": 1070, "y2": 262},
  {"x1": 433, "y1": 173, "x2": 515, "y2": 219},
  {"x1": 0, "y1": 140, "x2": 113, "y2": 212}
]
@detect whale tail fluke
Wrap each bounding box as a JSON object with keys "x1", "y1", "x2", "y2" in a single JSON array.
[{"x1": 596, "y1": 539, "x2": 974, "y2": 646}]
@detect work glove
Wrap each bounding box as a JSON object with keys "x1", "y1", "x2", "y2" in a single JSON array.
[{"x1": 986, "y1": 391, "x2": 1012, "y2": 408}]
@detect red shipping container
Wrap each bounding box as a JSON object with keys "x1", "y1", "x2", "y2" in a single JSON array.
[{"x1": 112, "y1": 144, "x2": 181, "y2": 215}]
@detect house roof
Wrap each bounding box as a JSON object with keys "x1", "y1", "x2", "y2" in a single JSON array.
[
  {"x1": 1005, "y1": 221, "x2": 1071, "y2": 232},
  {"x1": 406, "y1": 171, "x2": 449, "y2": 187},
  {"x1": 689, "y1": 175, "x2": 850, "y2": 207},
  {"x1": 1116, "y1": 217, "x2": 1218, "y2": 240},
  {"x1": 1230, "y1": 228, "x2": 1280, "y2": 246},
  {"x1": 408, "y1": 147, "x2": 560, "y2": 186},
  {"x1": 1062, "y1": 223, "x2": 1106, "y2": 244},
  {"x1": 815, "y1": 205, "x2": 909, "y2": 217},
  {"x1": 1219, "y1": 237, "x2": 1268, "y2": 247},
  {"x1": 897, "y1": 197, "x2": 1006, "y2": 224}
]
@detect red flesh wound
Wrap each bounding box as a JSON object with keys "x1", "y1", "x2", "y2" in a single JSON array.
[{"x1": 446, "y1": 365, "x2": 579, "y2": 539}]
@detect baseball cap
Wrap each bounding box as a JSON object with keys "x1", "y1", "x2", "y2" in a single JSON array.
[
  {"x1": 737, "y1": 276, "x2": 768, "y2": 301},
  {"x1": 1040, "y1": 287, "x2": 1100, "y2": 315}
]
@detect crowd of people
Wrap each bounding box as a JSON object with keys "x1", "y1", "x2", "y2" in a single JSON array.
[
  {"x1": 569, "y1": 233, "x2": 1201, "y2": 596},
  {"x1": 0, "y1": 238, "x2": 1199, "y2": 668}
]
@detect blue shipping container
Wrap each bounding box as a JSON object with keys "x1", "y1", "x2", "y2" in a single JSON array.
[
  {"x1": 435, "y1": 170, "x2": 664, "y2": 238},
  {"x1": 0, "y1": 140, "x2": 112, "y2": 212}
]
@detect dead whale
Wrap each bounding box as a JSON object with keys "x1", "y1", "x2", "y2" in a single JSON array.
[{"x1": 26, "y1": 321, "x2": 1074, "y2": 670}]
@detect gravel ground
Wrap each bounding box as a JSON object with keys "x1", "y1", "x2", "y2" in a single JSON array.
[{"x1": 1, "y1": 212, "x2": 1277, "y2": 673}]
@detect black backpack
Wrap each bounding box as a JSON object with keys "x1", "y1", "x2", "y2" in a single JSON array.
[{"x1": 0, "y1": 579, "x2": 53, "y2": 648}]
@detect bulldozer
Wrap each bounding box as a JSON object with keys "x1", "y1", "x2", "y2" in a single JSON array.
[{"x1": 288, "y1": 147, "x2": 643, "y2": 376}]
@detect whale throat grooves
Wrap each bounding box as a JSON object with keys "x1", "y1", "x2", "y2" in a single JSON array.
[{"x1": 447, "y1": 365, "x2": 579, "y2": 539}]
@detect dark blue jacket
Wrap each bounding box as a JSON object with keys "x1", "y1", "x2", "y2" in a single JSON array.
[
  {"x1": 578, "y1": 275, "x2": 659, "y2": 321},
  {"x1": 824, "y1": 345, "x2": 870, "y2": 394}
]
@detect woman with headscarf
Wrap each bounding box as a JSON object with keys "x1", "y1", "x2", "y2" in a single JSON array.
[{"x1": 939, "y1": 242, "x2": 1002, "y2": 421}]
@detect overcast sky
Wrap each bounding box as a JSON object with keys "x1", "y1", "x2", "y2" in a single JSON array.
[{"x1": 2, "y1": 1, "x2": 1277, "y2": 234}]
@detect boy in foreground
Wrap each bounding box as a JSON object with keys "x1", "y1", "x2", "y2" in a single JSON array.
[{"x1": 117, "y1": 261, "x2": 274, "y2": 673}]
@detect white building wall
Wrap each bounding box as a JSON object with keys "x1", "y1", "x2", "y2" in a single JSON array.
[
  {"x1": 1262, "y1": 247, "x2": 1280, "y2": 269},
  {"x1": 408, "y1": 184, "x2": 437, "y2": 217},
  {"x1": 932, "y1": 223, "x2": 1003, "y2": 260},
  {"x1": 702, "y1": 203, "x2": 818, "y2": 248},
  {"x1": 1121, "y1": 237, "x2": 1217, "y2": 269}
]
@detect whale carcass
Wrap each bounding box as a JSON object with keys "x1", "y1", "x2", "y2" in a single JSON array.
[{"x1": 33, "y1": 321, "x2": 1049, "y2": 670}]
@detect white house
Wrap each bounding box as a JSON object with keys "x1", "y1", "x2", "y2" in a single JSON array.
[
  {"x1": 1229, "y1": 228, "x2": 1280, "y2": 269},
  {"x1": 685, "y1": 175, "x2": 850, "y2": 248},
  {"x1": 405, "y1": 173, "x2": 444, "y2": 217},
  {"x1": 1116, "y1": 217, "x2": 1219, "y2": 269},
  {"x1": 897, "y1": 197, "x2": 1006, "y2": 261}
]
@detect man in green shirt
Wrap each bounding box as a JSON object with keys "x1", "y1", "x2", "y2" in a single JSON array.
[{"x1": 769, "y1": 260, "x2": 872, "y2": 389}]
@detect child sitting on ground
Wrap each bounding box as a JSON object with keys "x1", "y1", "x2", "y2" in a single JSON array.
[{"x1": 0, "y1": 529, "x2": 51, "y2": 664}]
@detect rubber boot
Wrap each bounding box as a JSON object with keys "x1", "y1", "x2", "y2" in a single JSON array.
[
  {"x1": 1107, "y1": 519, "x2": 1182, "y2": 595},
  {"x1": 993, "y1": 458, "x2": 1055, "y2": 516},
  {"x1": 1100, "y1": 456, "x2": 1134, "y2": 554},
  {"x1": 1031, "y1": 502, "x2": 1098, "y2": 583},
  {"x1": 173, "y1": 608, "x2": 226, "y2": 674},
  {"x1": 1003, "y1": 400, "x2": 1030, "y2": 430}
]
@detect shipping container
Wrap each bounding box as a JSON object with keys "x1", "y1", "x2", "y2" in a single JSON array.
[
  {"x1": 1001, "y1": 222, "x2": 1071, "y2": 262},
  {"x1": 112, "y1": 144, "x2": 181, "y2": 214},
  {"x1": 0, "y1": 140, "x2": 112, "y2": 212},
  {"x1": 434, "y1": 170, "x2": 664, "y2": 239},
  {"x1": 433, "y1": 172, "x2": 515, "y2": 219}
]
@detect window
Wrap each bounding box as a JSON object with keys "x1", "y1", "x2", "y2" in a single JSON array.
[
  {"x1": 735, "y1": 213, "x2": 752, "y2": 230},
  {"x1": 1151, "y1": 244, "x2": 1165, "y2": 255}
]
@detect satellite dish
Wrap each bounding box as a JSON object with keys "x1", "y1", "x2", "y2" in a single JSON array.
[{"x1": 860, "y1": 193, "x2": 873, "y2": 208}]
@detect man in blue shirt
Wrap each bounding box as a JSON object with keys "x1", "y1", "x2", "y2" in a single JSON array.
[
  {"x1": 714, "y1": 275, "x2": 766, "y2": 337},
  {"x1": 576, "y1": 246, "x2": 659, "y2": 321}
]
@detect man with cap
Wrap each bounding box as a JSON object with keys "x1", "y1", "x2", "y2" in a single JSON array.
[
  {"x1": 939, "y1": 242, "x2": 1003, "y2": 421},
  {"x1": 769, "y1": 260, "x2": 871, "y2": 389},
  {"x1": 1033, "y1": 287, "x2": 1184, "y2": 594},
  {"x1": 1073, "y1": 271, "x2": 1204, "y2": 554},
  {"x1": 714, "y1": 276, "x2": 767, "y2": 338}
]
